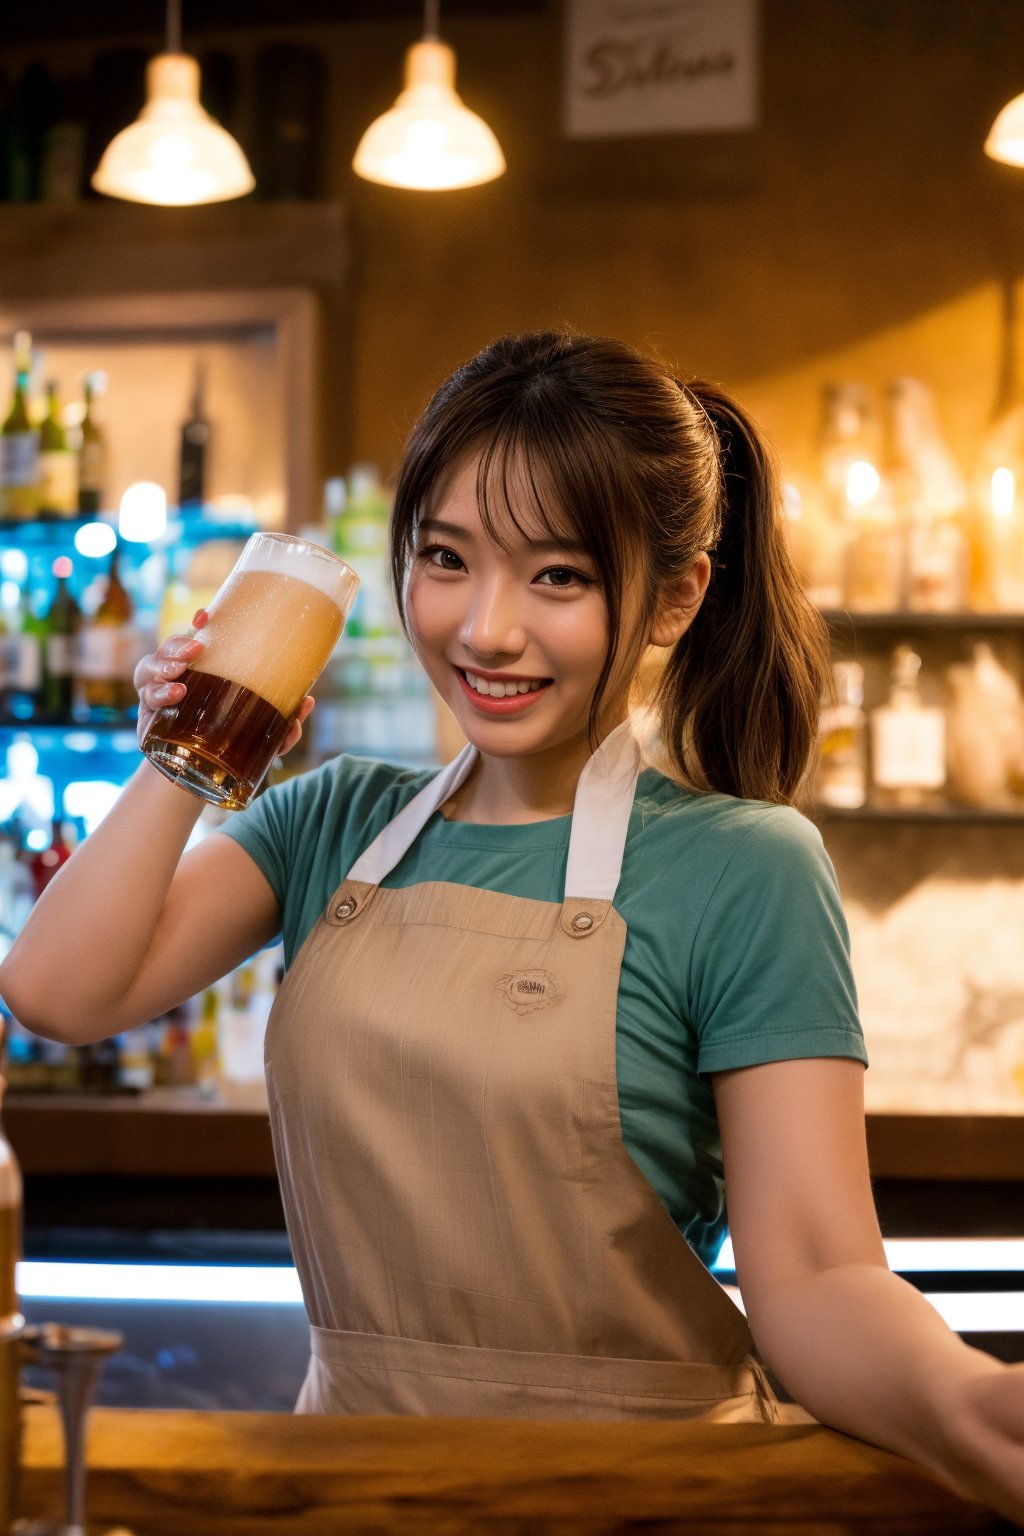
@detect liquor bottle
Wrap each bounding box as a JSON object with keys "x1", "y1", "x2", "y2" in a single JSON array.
[
  {"x1": 76, "y1": 372, "x2": 107, "y2": 515},
  {"x1": 0, "y1": 331, "x2": 39, "y2": 523},
  {"x1": 29, "y1": 819, "x2": 77, "y2": 899},
  {"x1": 0, "y1": 836, "x2": 35, "y2": 946},
  {"x1": 78, "y1": 1037, "x2": 120, "y2": 1093},
  {"x1": 192, "y1": 988, "x2": 221, "y2": 1099},
  {"x1": 817, "y1": 383, "x2": 879, "y2": 522},
  {"x1": 885, "y1": 378, "x2": 967, "y2": 613},
  {"x1": 178, "y1": 362, "x2": 209, "y2": 509},
  {"x1": 117, "y1": 1026, "x2": 154, "y2": 1093},
  {"x1": 870, "y1": 646, "x2": 946, "y2": 807},
  {"x1": 3, "y1": 582, "x2": 44, "y2": 723},
  {"x1": 37, "y1": 380, "x2": 78, "y2": 518},
  {"x1": 817, "y1": 383, "x2": 902, "y2": 612},
  {"x1": 75, "y1": 545, "x2": 143, "y2": 716},
  {"x1": 815, "y1": 660, "x2": 867, "y2": 809},
  {"x1": 0, "y1": 1051, "x2": 24, "y2": 1536},
  {"x1": 334, "y1": 464, "x2": 395, "y2": 639},
  {"x1": 781, "y1": 479, "x2": 845, "y2": 610},
  {"x1": 43, "y1": 556, "x2": 81, "y2": 719}
]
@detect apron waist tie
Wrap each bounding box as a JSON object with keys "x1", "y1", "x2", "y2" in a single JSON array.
[{"x1": 302, "y1": 1325, "x2": 778, "y2": 1422}]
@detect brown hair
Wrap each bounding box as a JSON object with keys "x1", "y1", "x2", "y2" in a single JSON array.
[{"x1": 390, "y1": 329, "x2": 829, "y2": 805}]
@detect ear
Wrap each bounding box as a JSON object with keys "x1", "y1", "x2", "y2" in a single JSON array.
[{"x1": 648, "y1": 552, "x2": 712, "y2": 648}]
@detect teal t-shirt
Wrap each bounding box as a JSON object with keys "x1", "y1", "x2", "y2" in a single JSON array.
[{"x1": 220, "y1": 753, "x2": 866, "y2": 1268}]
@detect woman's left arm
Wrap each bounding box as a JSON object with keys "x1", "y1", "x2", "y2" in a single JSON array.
[{"x1": 714, "y1": 1057, "x2": 1024, "y2": 1522}]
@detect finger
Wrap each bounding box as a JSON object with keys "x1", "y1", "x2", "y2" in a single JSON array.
[
  {"x1": 141, "y1": 679, "x2": 188, "y2": 710},
  {"x1": 279, "y1": 697, "x2": 315, "y2": 756},
  {"x1": 135, "y1": 635, "x2": 204, "y2": 691}
]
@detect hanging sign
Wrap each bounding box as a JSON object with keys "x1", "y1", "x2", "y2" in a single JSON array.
[{"x1": 564, "y1": 0, "x2": 759, "y2": 139}]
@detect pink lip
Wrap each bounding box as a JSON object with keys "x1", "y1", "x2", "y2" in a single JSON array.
[
  {"x1": 454, "y1": 666, "x2": 551, "y2": 715},
  {"x1": 454, "y1": 663, "x2": 547, "y2": 683}
]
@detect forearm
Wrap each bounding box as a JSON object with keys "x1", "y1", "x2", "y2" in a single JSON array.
[
  {"x1": 748, "y1": 1261, "x2": 1001, "y2": 1481},
  {"x1": 0, "y1": 760, "x2": 204, "y2": 1040}
]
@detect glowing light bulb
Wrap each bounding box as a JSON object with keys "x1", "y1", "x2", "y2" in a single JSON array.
[
  {"x1": 992, "y1": 467, "x2": 1016, "y2": 519},
  {"x1": 75, "y1": 522, "x2": 118, "y2": 559},
  {"x1": 119, "y1": 482, "x2": 168, "y2": 543},
  {"x1": 846, "y1": 460, "x2": 881, "y2": 507}
]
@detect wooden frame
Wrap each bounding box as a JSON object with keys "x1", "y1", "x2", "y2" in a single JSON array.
[{"x1": 0, "y1": 288, "x2": 319, "y2": 532}]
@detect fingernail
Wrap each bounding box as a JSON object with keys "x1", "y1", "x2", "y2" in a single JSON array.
[{"x1": 161, "y1": 661, "x2": 183, "y2": 677}]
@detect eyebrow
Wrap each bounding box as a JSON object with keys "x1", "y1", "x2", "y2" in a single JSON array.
[{"x1": 416, "y1": 516, "x2": 588, "y2": 556}]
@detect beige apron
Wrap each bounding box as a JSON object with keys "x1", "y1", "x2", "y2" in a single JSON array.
[{"x1": 265, "y1": 718, "x2": 778, "y2": 1423}]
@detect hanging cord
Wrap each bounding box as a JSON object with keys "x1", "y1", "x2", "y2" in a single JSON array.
[
  {"x1": 423, "y1": 0, "x2": 441, "y2": 40},
  {"x1": 166, "y1": 0, "x2": 183, "y2": 56}
]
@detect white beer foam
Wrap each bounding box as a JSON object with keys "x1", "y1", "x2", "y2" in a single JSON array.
[
  {"x1": 193, "y1": 567, "x2": 347, "y2": 718},
  {"x1": 239, "y1": 535, "x2": 359, "y2": 609}
]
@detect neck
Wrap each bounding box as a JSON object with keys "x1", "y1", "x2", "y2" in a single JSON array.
[{"x1": 444, "y1": 712, "x2": 630, "y2": 824}]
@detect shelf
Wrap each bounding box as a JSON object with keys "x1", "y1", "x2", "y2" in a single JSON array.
[
  {"x1": 821, "y1": 609, "x2": 1024, "y2": 632},
  {"x1": 816, "y1": 802, "x2": 1024, "y2": 824},
  {"x1": 0, "y1": 512, "x2": 259, "y2": 550}
]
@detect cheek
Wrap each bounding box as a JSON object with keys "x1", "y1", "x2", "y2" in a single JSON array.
[{"x1": 405, "y1": 574, "x2": 454, "y2": 656}]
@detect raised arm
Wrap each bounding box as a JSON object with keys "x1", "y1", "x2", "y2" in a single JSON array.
[
  {"x1": 714, "y1": 1057, "x2": 1024, "y2": 1523},
  {"x1": 0, "y1": 625, "x2": 312, "y2": 1045}
]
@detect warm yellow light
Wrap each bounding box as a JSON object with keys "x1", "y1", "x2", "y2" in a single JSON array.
[
  {"x1": 353, "y1": 39, "x2": 505, "y2": 191},
  {"x1": 846, "y1": 460, "x2": 881, "y2": 507},
  {"x1": 992, "y1": 466, "x2": 1016, "y2": 518},
  {"x1": 985, "y1": 91, "x2": 1024, "y2": 166},
  {"x1": 91, "y1": 54, "x2": 254, "y2": 206}
]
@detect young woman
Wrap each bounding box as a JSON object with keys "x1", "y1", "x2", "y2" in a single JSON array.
[{"x1": 2, "y1": 331, "x2": 1022, "y2": 1519}]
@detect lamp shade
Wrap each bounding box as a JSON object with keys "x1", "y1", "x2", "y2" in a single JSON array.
[
  {"x1": 985, "y1": 91, "x2": 1024, "y2": 166},
  {"x1": 353, "y1": 39, "x2": 505, "y2": 191},
  {"x1": 92, "y1": 54, "x2": 255, "y2": 206}
]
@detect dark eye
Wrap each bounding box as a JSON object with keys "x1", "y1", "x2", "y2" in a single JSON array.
[
  {"x1": 536, "y1": 566, "x2": 593, "y2": 589},
  {"x1": 417, "y1": 543, "x2": 464, "y2": 571}
]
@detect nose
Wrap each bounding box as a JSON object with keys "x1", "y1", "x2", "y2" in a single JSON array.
[{"x1": 459, "y1": 575, "x2": 526, "y2": 660}]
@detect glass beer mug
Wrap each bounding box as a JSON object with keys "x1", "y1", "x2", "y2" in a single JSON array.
[{"x1": 142, "y1": 532, "x2": 360, "y2": 810}]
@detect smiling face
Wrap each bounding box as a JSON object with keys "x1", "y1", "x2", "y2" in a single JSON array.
[{"x1": 405, "y1": 450, "x2": 647, "y2": 772}]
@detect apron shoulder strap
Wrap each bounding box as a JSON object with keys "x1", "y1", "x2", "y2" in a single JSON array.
[
  {"x1": 345, "y1": 744, "x2": 478, "y2": 886},
  {"x1": 563, "y1": 718, "x2": 643, "y2": 900}
]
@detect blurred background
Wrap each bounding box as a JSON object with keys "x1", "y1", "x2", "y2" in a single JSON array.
[{"x1": 3, "y1": 0, "x2": 1024, "y2": 1409}]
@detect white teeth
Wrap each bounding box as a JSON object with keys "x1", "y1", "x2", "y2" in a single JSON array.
[{"x1": 464, "y1": 670, "x2": 546, "y2": 698}]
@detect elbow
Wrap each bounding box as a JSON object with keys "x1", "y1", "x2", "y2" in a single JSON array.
[{"x1": 0, "y1": 957, "x2": 107, "y2": 1045}]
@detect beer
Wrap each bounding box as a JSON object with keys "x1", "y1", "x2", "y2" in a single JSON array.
[{"x1": 142, "y1": 533, "x2": 358, "y2": 810}]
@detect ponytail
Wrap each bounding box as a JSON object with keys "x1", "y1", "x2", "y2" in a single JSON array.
[{"x1": 654, "y1": 381, "x2": 829, "y2": 805}]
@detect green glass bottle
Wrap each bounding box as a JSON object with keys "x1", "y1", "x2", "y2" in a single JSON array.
[
  {"x1": 43, "y1": 556, "x2": 81, "y2": 719},
  {"x1": 38, "y1": 380, "x2": 78, "y2": 519},
  {"x1": 0, "y1": 332, "x2": 39, "y2": 523},
  {"x1": 77, "y1": 372, "x2": 107, "y2": 515}
]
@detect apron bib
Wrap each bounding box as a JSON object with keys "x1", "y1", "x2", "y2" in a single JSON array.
[{"x1": 265, "y1": 719, "x2": 777, "y2": 1422}]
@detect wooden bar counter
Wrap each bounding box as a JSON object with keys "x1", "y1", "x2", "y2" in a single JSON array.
[
  {"x1": 8, "y1": 1092, "x2": 1024, "y2": 1182},
  {"x1": 16, "y1": 1405, "x2": 1017, "y2": 1534}
]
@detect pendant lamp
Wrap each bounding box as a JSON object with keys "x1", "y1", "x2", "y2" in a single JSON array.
[
  {"x1": 353, "y1": 0, "x2": 505, "y2": 191},
  {"x1": 985, "y1": 90, "x2": 1024, "y2": 166},
  {"x1": 92, "y1": 0, "x2": 254, "y2": 206}
]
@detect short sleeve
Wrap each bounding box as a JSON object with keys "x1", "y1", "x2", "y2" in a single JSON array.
[
  {"x1": 218, "y1": 762, "x2": 333, "y2": 909},
  {"x1": 689, "y1": 807, "x2": 867, "y2": 1079}
]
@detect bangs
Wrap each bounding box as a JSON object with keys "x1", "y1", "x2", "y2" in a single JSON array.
[{"x1": 470, "y1": 413, "x2": 641, "y2": 586}]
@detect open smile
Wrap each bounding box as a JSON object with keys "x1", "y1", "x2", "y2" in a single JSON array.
[{"x1": 454, "y1": 666, "x2": 553, "y2": 715}]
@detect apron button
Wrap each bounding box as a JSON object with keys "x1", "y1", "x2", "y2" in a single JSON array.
[
  {"x1": 335, "y1": 899, "x2": 357, "y2": 919},
  {"x1": 571, "y1": 912, "x2": 594, "y2": 932}
]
